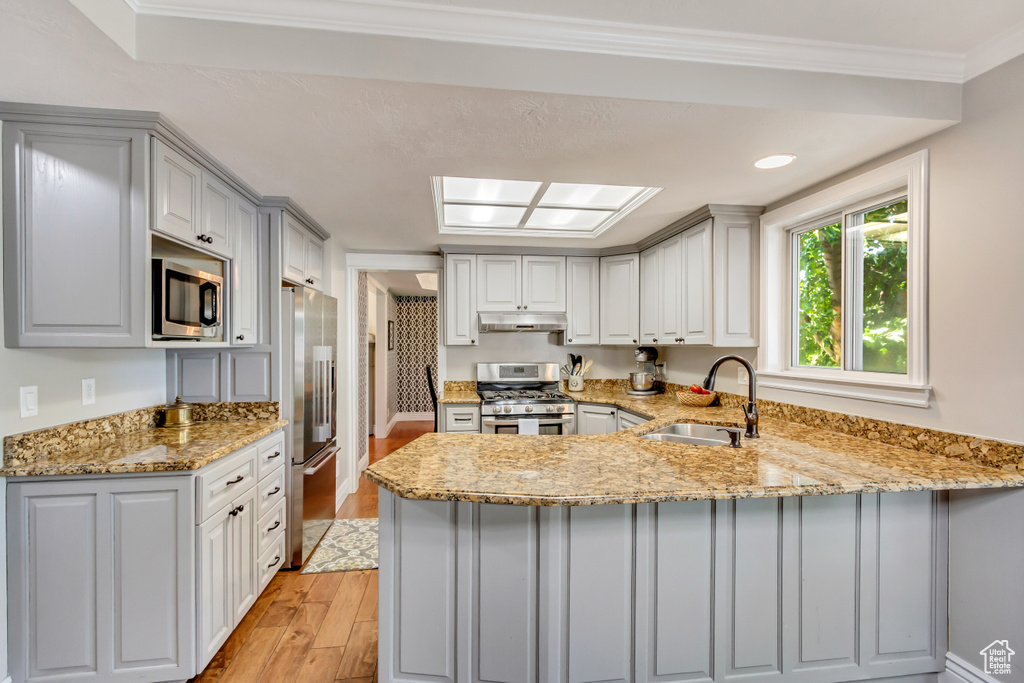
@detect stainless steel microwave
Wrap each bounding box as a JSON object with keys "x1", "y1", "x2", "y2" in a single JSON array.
[{"x1": 152, "y1": 259, "x2": 223, "y2": 339}]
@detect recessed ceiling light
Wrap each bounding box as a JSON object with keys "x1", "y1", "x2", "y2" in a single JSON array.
[
  {"x1": 432, "y1": 176, "x2": 661, "y2": 238},
  {"x1": 754, "y1": 154, "x2": 796, "y2": 169},
  {"x1": 415, "y1": 272, "x2": 438, "y2": 291}
]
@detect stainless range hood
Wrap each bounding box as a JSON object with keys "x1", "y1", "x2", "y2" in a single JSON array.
[{"x1": 478, "y1": 312, "x2": 568, "y2": 333}]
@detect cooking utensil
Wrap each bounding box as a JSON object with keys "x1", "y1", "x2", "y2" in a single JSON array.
[
  {"x1": 573, "y1": 360, "x2": 582, "y2": 376},
  {"x1": 583, "y1": 359, "x2": 593, "y2": 375}
]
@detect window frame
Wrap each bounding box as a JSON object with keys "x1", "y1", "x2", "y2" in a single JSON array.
[{"x1": 760, "y1": 150, "x2": 930, "y2": 407}]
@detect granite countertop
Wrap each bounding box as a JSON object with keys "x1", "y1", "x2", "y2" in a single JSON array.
[
  {"x1": 1, "y1": 420, "x2": 288, "y2": 477},
  {"x1": 365, "y1": 386, "x2": 1024, "y2": 506},
  {"x1": 438, "y1": 391, "x2": 482, "y2": 404}
]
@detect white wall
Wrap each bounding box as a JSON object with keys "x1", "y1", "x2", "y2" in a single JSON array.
[
  {"x1": 444, "y1": 335, "x2": 639, "y2": 381},
  {"x1": 330, "y1": 238, "x2": 350, "y2": 503}
]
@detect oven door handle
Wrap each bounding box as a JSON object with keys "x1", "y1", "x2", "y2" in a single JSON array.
[{"x1": 481, "y1": 416, "x2": 575, "y2": 426}]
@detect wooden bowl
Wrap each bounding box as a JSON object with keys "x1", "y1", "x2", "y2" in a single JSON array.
[{"x1": 676, "y1": 390, "x2": 717, "y2": 407}]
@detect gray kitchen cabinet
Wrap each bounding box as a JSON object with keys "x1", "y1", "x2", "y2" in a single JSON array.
[
  {"x1": 199, "y1": 169, "x2": 234, "y2": 258},
  {"x1": 441, "y1": 404, "x2": 481, "y2": 432},
  {"x1": 600, "y1": 253, "x2": 640, "y2": 345},
  {"x1": 7, "y1": 476, "x2": 195, "y2": 683},
  {"x1": 577, "y1": 404, "x2": 618, "y2": 434},
  {"x1": 2, "y1": 121, "x2": 149, "y2": 347},
  {"x1": 522, "y1": 255, "x2": 566, "y2": 312},
  {"x1": 167, "y1": 348, "x2": 274, "y2": 403},
  {"x1": 565, "y1": 256, "x2": 600, "y2": 345},
  {"x1": 281, "y1": 210, "x2": 327, "y2": 291},
  {"x1": 640, "y1": 235, "x2": 683, "y2": 346},
  {"x1": 681, "y1": 218, "x2": 713, "y2": 345},
  {"x1": 230, "y1": 195, "x2": 260, "y2": 345},
  {"x1": 477, "y1": 254, "x2": 522, "y2": 311},
  {"x1": 6, "y1": 430, "x2": 286, "y2": 683},
  {"x1": 616, "y1": 409, "x2": 648, "y2": 431},
  {"x1": 153, "y1": 137, "x2": 202, "y2": 245},
  {"x1": 379, "y1": 490, "x2": 946, "y2": 683},
  {"x1": 444, "y1": 253, "x2": 478, "y2": 345}
]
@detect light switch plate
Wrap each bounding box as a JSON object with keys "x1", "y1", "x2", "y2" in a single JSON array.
[
  {"x1": 20, "y1": 385, "x2": 38, "y2": 418},
  {"x1": 82, "y1": 378, "x2": 96, "y2": 406},
  {"x1": 738, "y1": 367, "x2": 749, "y2": 386}
]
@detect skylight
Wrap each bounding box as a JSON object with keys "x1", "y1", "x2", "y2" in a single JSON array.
[{"x1": 432, "y1": 176, "x2": 661, "y2": 238}]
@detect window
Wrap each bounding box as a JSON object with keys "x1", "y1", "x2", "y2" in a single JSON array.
[
  {"x1": 760, "y1": 151, "x2": 929, "y2": 407},
  {"x1": 431, "y1": 176, "x2": 662, "y2": 238}
]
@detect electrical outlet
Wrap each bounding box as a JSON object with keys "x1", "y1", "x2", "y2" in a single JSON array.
[
  {"x1": 82, "y1": 378, "x2": 96, "y2": 406},
  {"x1": 738, "y1": 367, "x2": 749, "y2": 386},
  {"x1": 20, "y1": 385, "x2": 38, "y2": 418}
]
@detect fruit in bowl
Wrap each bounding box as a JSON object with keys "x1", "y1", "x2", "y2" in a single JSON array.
[
  {"x1": 676, "y1": 385, "x2": 717, "y2": 407},
  {"x1": 689, "y1": 384, "x2": 711, "y2": 395}
]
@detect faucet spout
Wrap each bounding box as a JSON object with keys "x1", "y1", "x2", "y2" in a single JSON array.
[{"x1": 702, "y1": 354, "x2": 759, "y2": 438}]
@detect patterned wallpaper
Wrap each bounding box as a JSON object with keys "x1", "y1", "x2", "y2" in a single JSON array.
[
  {"x1": 395, "y1": 297, "x2": 438, "y2": 413},
  {"x1": 386, "y1": 293, "x2": 398, "y2": 422},
  {"x1": 357, "y1": 273, "x2": 368, "y2": 463}
]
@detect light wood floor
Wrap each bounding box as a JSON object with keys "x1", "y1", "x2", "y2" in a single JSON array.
[{"x1": 190, "y1": 421, "x2": 435, "y2": 683}]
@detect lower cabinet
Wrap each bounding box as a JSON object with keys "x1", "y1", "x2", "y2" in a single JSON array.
[
  {"x1": 441, "y1": 404, "x2": 481, "y2": 433},
  {"x1": 577, "y1": 404, "x2": 618, "y2": 434},
  {"x1": 379, "y1": 490, "x2": 947, "y2": 683},
  {"x1": 616, "y1": 409, "x2": 649, "y2": 431},
  {"x1": 6, "y1": 429, "x2": 287, "y2": 683}
]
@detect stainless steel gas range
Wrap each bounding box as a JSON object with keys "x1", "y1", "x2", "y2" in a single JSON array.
[{"x1": 477, "y1": 362, "x2": 576, "y2": 435}]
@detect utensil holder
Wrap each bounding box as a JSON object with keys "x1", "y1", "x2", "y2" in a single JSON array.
[{"x1": 567, "y1": 376, "x2": 584, "y2": 392}]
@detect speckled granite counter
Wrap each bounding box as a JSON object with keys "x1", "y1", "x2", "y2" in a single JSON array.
[
  {"x1": 438, "y1": 390, "x2": 482, "y2": 404},
  {"x1": 2, "y1": 420, "x2": 288, "y2": 477},
  {"x1": 366, "y1": 385, "x2": 1024, "y2": 506}
]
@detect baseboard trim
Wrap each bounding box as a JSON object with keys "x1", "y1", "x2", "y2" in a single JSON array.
[
  {"x1": 359, "y1": 454, "x2": 369, "y2": 473},
  {"x1": 945, "y1": 652, "x2": 1000, "y2": 683},
  {"x1": 2, "y1": 675, "x2": 12, "y2": 683},
  {"x1": 382, "y1": 415, "x2": 399, "y2": 438},
  {"x1": 395, "y1": 411, "x2": 434, "y2": 422},
  {"x1": 335, "y1": 475, "x2": 352, "y2": 511}
]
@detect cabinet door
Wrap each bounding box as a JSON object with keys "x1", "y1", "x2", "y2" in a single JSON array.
[
  {"x1": 659, "y1": 235, "x2": 684, "y2": 345},
  {"x1": 577, "y1": 405, "x2": 618, "y2": 435},
  {"x1": 197, "y1": 507, "x2": 233, "y2": 667},
  {"x1": 616, "y1": 410, "x2": 648, "y2": 431},
  {"x1": 231, "y1": 197, "x2": 260, "y2": 345},
  {"x1": 522, "y1": 255, "x2": 565, "y2": 312},
  {"x1": 282, "y1": 213, "x2": 308, "y2": 285},
  {"x1": 153, "y1": 138, "x2": 201, "y2": 244},
  {"x1": 600, "y1": 254, "x2": 640, "y2": 345},
  {"x1": 682, "y1": 220, "x2": 713, "y2": 345},
  {"x1": 231, "y1": 486, "x2": 259, "y2": 625},
  {"x1": 3, "y1": 124, "x2": 148, "y2": 347},
  {"x1": 565, "y1": 256, "x2": 600, "y2": 345},
  {"x1": 713, "y1": 215, "x2": 757, "y2": 347},
  {"x1": 477, "y1": 255, "x2": 522, "y2": 311},
  {"x1": 305, "y1": 234, "x2": 325, "y2": 291},
  {"x1": 639, "y1": 247, "x2": 661, "y2": 345},
  {"x1": 200, "y1": 171, "x2": 233, "y2": 257},
  {"x1": 444, "y1": 254, "x2": 477, "y2": 345}
]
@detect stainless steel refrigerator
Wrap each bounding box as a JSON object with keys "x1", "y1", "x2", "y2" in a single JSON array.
[{"x1": 282, "y1": 286, "x2": 338, "y2": 568}]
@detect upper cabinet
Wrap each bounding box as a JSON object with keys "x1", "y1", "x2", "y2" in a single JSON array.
[
  {"x1": 477, "y1": 255, "x2": 566, "y2": 312},
  {"x1": 565, "y1": 256, "x2": 600, "y2": 345},
  {"x1": 445, "y1": 254, "x2": 477, "y2": 346},
  {"x1": 230, "y1": 197, "x2": 260, "y2": 345},
  {"x1": 600, "y1": 253, "x2": 640, "y2": 345},
  {"x1": 2, "y1": 122, "x2": 149, "y2": 347},
  {"x1": 199, "y1": 170, "x2": 234, "y2": 258},
  {"x1": 281, "y1": 211, "x2": 326, "y2": 292}
]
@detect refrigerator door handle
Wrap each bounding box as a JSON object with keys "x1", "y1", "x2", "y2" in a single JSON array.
[{"x1": 304, "y1": 447, "x2": 336, "y2": 475}]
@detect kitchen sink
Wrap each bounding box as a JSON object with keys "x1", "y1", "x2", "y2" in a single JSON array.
[{"x1": 642, "y1": 423, "x2": 740, "y2": 447}]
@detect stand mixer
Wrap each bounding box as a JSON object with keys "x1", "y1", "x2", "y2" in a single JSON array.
[{"x1": 627, "y1": 346, "x2": 664, "y2": 395}]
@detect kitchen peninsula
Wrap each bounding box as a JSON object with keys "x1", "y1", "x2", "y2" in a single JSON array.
[{"x1": 365, "y1": 386, "x2": 1023, "y2": 683}]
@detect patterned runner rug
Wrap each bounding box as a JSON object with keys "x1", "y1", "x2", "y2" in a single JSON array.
[{"x1": 301, "y1": 518, "x2": 379, "y2": 574}]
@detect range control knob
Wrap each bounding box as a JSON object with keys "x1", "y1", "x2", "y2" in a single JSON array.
[
  {"x1": 546, "y1": 405, "x2": 555, "y2": 413},
  {"x1": 503, "y1": 405, "x2": 513, "y2": 414},
  {"x1": 492, "y1": 405, "x2": 502, "y2": 414},
  {"x1": 525, "y1": 405, "x2": 533, "y2": 413},
  {"x1": 556, "y1": 405, "x2": 565, "y2": 413}
]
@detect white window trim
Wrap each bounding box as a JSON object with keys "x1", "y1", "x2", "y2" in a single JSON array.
[{"x1": 759, "y1": 150, "x2": 930, "y2": 408}]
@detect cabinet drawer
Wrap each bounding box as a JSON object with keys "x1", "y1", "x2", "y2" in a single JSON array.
[
  {"x1": 256, "y1": 465, "x2": 287, "y2": 519},
  {"x1": 258, "y1": 531, "x2": 287, "y2": 593},
  {"x1": 197, "y1": 447, "x2": 257, "y2": 523},
  {"x1": 256, "y1": 432, "x2": 286, "y2": 480},
  {"x1": 444, "y1": 407, "x2": 480, "y2": 432},
  {"x1": 257, "y1": 497, "x2": 287, "y2": 558}
]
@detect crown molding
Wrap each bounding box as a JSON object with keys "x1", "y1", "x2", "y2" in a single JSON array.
[
  {"x1": 128, "y1": 0, "x2": 971, "y2": 83},
  {"x1": 964, "y1": 21, "x2": 1024, "y2": 81}
]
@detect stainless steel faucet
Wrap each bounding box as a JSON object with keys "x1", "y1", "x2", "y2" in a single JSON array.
[{"x1": 701, "y1": 354, "x2": 759, "y2": 438}]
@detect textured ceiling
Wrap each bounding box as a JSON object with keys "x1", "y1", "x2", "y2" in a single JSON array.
[
  {"x1": 0, "y1": 1, "x2": 955, "y2": 251},
  {"x1": 398, "y1": 0, "x2": 1024, "y2": 54}
]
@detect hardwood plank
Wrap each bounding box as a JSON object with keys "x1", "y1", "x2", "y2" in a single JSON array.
[
  {"x1": 219, "y1": 626, "x2": 285, "y2": 683},
  {"x1": 356, "y1": 573, "x2": 378, "y2": 622},
  {"x1": 221, "y1": 580, "x2": 284, "y2": 665},
  {"x1": 272, "y1": 572, "x2": 318, "y2": 608},
  {"x1": 307, "y1": 571, "x2": 345, "y2": 603},
  {"x1": 256, "y1": 602, "x2": 298, "y2": 628},
  {"x1": 257, "y1": 602, "x2": 329, "y2": 682},
  {"x1": 336, "y1": 678, "x2": 372, "y2": 683},
  {"x1": 335, "y1": 621, "x2": 378, "y2": 680},
  {"x1": 313, "y1": 571, "x2": 371, "y2": 648},
  {"x1": 297, "y1": 647, "x2": 346, "y2": 683},
  {"x1": 194, "y1": 668, "x2": 225, "y2": 682}
]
